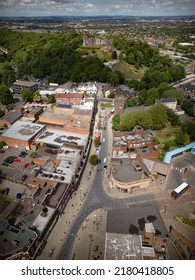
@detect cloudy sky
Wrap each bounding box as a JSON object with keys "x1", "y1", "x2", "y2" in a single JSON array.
[{"x1": 0, "y1": 0, "x2": 195, "y2": 17}]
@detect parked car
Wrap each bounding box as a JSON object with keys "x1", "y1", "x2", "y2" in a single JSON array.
[
  {"x1": 21, "y1": 174, "x2": 28, "y2": 181},
  {"x1": 23, "y1": 163, "x2": 29, "y2": 168},
  {"x1": 19, "y1": 152, "x2": 27, "y2": 158},
  {"x1": 14, "y1": 158, "x2": 21, "y2": 163},
  {"x1": 2, "y1": 162, "x2": 9, "y2": 167},
  {"x1": 0, "y1": 149, "x2": 5, "y2": 153}
]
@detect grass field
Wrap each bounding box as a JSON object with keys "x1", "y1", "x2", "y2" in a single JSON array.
[
  {"x1": 112, "y1": 60, "x2": 146, "y2": 81},
  {"x1": 156, "y1": 127, "x2": 176, "y2": 143}
]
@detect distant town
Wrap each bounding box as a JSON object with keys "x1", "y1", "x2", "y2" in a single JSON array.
[{"x1": 0, "y1": 16, "x2": 195, "y2": 260}]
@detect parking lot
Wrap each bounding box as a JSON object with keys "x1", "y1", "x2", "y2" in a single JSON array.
[{"x1": 0, "y1": 147, "x2": 34, "y2": 184}]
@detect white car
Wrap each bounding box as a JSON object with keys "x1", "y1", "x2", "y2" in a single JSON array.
[{"x1": 102, "y1": 138, "x2": 106, "y2": 143}]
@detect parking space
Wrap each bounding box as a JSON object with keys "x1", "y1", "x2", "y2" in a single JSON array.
[
  {"x1": 0, "y1": 147, "x2": 33, "y2": 183},
  {"x1": 0, "y1": 179, "x2": 34, "y2": 198}
]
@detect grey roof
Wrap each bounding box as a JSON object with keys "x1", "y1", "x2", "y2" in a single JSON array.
[
  {"x1": 105, "y1": 232, "x2": 155, "y2": 260},
  {"x1": 107, "y1": 205, "x2": 168, "y2": 237},
  {"x1": 112, "y1": 159, "x2": 151, "y2": 183},
  {"x1": 13, "y1": 80, "x2": 37, "y2": 87},
  {"x1": 158, "y1": 98, "x2": 176, "y2": 103},
  {"x1": 0, "y1": 219, "x2": 37, "y2": 259},
  {"x1": 2, "y1": 110, "x2": 23, "y2": 124},
  {"x1": 2, "y1": 121, "x2": 45, "y2": 141}
]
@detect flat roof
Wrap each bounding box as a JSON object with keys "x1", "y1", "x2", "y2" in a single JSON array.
[
  {"x1": 36, "y1": 129, "x2": 88, "y2": 147},
  {"x1": 0, "y1": 219, "x2": 37, "y2": 258},
  {"x1": 2, "y1": 121, "x2": 45, "y2": 141},
  {"x1": 40, "y1": 109, "x2": 70, "y2": 121},
  {"x1": 164, "y1": 142, "x2": 195, "y2": 163},
  {"x1": 105, "y1": 233, "x2": 155, "y2": 260},
  {"x1": 13, "y1": 80, "x2": 37, "y2": 87},
  {"x1": 112, "y1": 159, "x2": 151, "y2": 183},
  {"x1": 107, "y1": 205, "x2": 168, "y2": 237}
]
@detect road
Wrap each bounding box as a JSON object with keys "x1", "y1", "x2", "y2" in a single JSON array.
[
  {"x1": 165, "y1": 153, "x2": 195, "y2": 190},
  {"x1": 58, "y1": 112, "x2": 159, "y2": 260}
]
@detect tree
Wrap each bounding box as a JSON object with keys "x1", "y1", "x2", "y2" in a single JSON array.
[
  {"x1": 148, "y1": 104, "x2": 168, "y2": 130},
  {"x1": 166, "y1": 108, "x2": 180, "y2": 126},
  {"x1": 120, "y1": 112, "x2": 136, "y2": 131},
  {"x1": 89, "y1": 154, "x2": 98, "y2": 166},
  {"x1": 47, "y1": 94, "x2": 56, "y2": 104},
  {"x1": 94, "y1": 137, "x2": 101, "y2": 148},
  {"x1": 0, "y1": 85, "x2": 13, "y2": 105},
  {"x1": 175, "y1": 131, "x2": 187, "y2": 146},
  {"x1": 33, "y1": 91, "x2": 41, "y2": 103},
  {"x1": 181, "y1": 99, "x2": 194, "y2": 116},
  {"x1": 0, "y1": 109, "x2": 5, "y2": 118},
  {"x1": 109, "y1": 72, "x2": 119, "y2": 86},
  {"x1": 21, "y1": 89, "x2": 33, "y2": 102},
  {"x1": 112, "y1": 50, "x2": 117, "y2": 60}
]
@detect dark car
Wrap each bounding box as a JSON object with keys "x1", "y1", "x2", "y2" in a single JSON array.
[
  {"x1": 0, "y1": 149, "x2": 5, "y2": 153},
  {"x1": 19, "y1": 152, "x2": 27, "y2": 158},
  {"x1": 21, "y1": 174, "x2": 28, "y2": 181},
  {"x1": 2, "y1": 162, "x2": 9, "y2": 167},
  {"x1": 4, "y1": 159, "x2": 13, "y2": 164}
]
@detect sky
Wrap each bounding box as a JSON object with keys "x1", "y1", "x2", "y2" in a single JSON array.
[{"x1": 0, "y1": 0, "x2": 195, "y2": 17}]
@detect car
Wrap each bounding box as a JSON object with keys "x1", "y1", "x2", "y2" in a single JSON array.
[
  {"x1": 19, "y1": 152, "x2": 27, "y2": 158},
  {"x1": 4, "y1": 159, "x2": 13, "y2": 164},
  {"x1": 96, "y1": 149, "x2": 99, "y2": 155},
  {"x1": 2, "y1": 162, "x2": 9, "y2": 167},
  {"x1": 23, "y1": 163, "x2": 29, "y2": 168},
  {"x1": 14, "y1": 158, "x2": 21, "y2": 163},
  {"x1": 102, "y1": 138, "x2": 106, "y2": 143},
  {"x1": 0, "y1": 149, "x2": 5, "y2": 153},
  {"x1": 21, "y1": 174, "x2": 28, "y2": 181}
]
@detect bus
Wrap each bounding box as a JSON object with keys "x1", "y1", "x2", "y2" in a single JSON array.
[{"x1": 171, "y1": 182, "x2": 189, "y2": 199}]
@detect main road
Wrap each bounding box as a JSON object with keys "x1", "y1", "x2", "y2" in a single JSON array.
[{"x1": 58, "y1": 113, "x2": 158, "y2": 260}]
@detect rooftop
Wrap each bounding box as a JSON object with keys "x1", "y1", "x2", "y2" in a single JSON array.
[
  {"x1": 105, "y1": 232, "x2": 155, "y2": 260},
  {"x1": 1, "y1": 110, "x2": 22, "y2": 124},
  {"x1": 112, "y1": 159, "x2": 151, "y2": 183},
  {"x1": 13, "y1": 80, "x2": 37, "y2": 87},
  {"x1": 36, "y1": 129, "x2": 88, "y2": 147},
  {"x1": 0, "y1": 219, "x2": 37, "y2": 259},
  {"x1": 2, "y1": 121, "x2": 45, "y2": 141}
]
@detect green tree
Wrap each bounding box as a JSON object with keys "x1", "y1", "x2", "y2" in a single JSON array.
[
  {"x1": 0, "y1": 85, "x2": 13, "y2": 105},
  {"x1": 47, "y1": 94, "x2": 56, "y2": 104},
  {"x1": 33, "y1": 91, "x2": 41, "y2": 102},
  {"x1": 175, "y1": 131, "x2": 187, "y2": 146},
  {"x1": 89, "y1": 154, "x2": 98, "y2": 166},
  {"x1": 148, "y1": 104, "x2": 168, "y2": 130},
  {"x1": 112, "y1": 115, "x2": 121, "y2": 131},
  {"x1": 21, "y1": 89, "x2": 33, "y2": 102},
  {"x1": 0, "y1": 109, "x2": 5, "y2": 118},
  {"x1": 94, "y1": 137, "x2": 101, "y2": 148},
  {"x1": 181, "y1": 100, "x2": 194, "y2": 116},
  {"x1": 166, "y1": 108, "x2": 180, "y2": 126},
  {"x1": 120, "y1": 112, "x2": 136, "y2": 131},
  {"x1": 109, "y1": 72, "x2": 119, "y2": 86}
]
